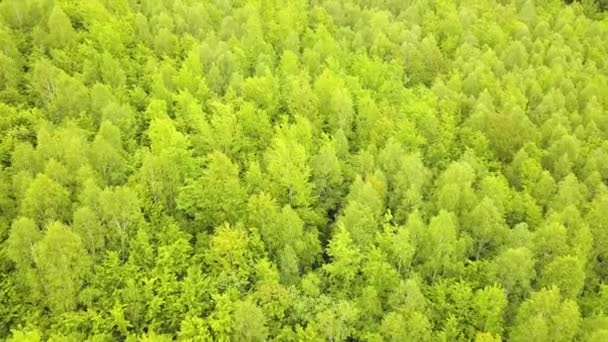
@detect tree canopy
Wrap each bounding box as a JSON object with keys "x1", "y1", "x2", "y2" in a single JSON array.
[{"x1": 1, "y1": 0, "x2": 608, "y2": 340}]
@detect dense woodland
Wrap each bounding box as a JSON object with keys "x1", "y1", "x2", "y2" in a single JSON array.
[{"x1": 1, "y1": 0, "x2": 608, "y2": 340}]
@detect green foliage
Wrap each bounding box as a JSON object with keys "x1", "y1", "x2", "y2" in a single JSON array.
[
  {"x1": 20, "y1": 174, "x2": 71, "y2": 226},
  {"x1": 178, "y1": 152, "x2": 246, "y2": 230},
  {"x1": 33, "y1": 221, "x2": 91, "y2": 314},
  {"x1": 0, "y1": 0, "x2": 607, "y2": 340},
  {"x1": 510, "y1": 287, "x2": 581, "y2": 341}
]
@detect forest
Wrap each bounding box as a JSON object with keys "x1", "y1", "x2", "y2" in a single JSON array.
[{"x1": 0, "y1": 0, "x2": 608, "y2": 341}]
